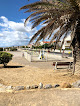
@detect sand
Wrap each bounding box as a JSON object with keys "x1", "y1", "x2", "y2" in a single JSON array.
[{"x1": 0, "y1": 56, "x2": 79, "y2": 87}]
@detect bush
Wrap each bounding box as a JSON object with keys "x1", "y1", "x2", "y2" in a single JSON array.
[
  {"x1": 21, "y1": 46, "x2": 25, "y2": 48},
  {"x1": 0, "y1": 52, "x2": 13, "y2": 67},
  {"x1": 10, "y1": 47, "x2": 17, "y2": 51},
  {"x1": 0, "y1": 48, "x2": 3, "y2": 51}
]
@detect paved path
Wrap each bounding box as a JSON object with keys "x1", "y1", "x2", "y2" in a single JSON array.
[
  {"x1": 12, "y1": 56, "x2": 54, "y2": 70},
  {"x1": 7, "y1": 51, "x2": 54, "y2": 69}
]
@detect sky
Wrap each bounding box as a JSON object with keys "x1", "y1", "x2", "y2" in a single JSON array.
[{"x1": 0, "y1": 0, "x2": 40, "y2": 47}]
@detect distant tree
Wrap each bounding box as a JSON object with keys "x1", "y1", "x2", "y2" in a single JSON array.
[
  {"x1": 10, "y1": 47, "x2": 17, "y2": 51},
  {"x1": 0, "y1": 48, "x2": 3, "y2": 51},
  {"x1": 20, "y1": 0, "x2": 80, "y2": 74}
]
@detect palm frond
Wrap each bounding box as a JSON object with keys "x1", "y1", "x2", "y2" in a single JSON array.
[
  {"x1": 29, "y1": 26, "x2": 46, "y2": 43},
  {"x1": 32, "y1": 14, "x2": 51, "y2": 28},
  {"x1": 35, "y1": 31, "x2": 45, "y2": 44},
  {"x1": 24, "y1": 10, "x2": 48, "y2": 25},
  {"x1": 69, "y1": 0, "x2": 79, "y2": 11},
  {"x1": 20, "y1": 0, "x2": 80, "y2": 47},
  {"x1": 20, "y1": 1, "x2": 54, "y2": 10},
  {"x1": 60, "y1": 30, "x2": 70, "y2": 50}
]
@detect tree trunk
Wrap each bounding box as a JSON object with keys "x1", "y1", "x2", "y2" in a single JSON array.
[
  {"x1": 3, "y1": 63, "x2": 7, "y2": 67},
  {"x1": 72, "y1": 18, "x2": 80, "y2": 74},
  {"x1": 73, "y1": 43, "x2": 80, "y2": 74}
]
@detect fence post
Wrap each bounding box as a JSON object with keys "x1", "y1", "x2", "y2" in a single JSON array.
[
  {"x1": 30, "y1": 54, "x2": 32, "y2": 62},
  {"x1": 46, "y1": 52, "x2": 48, "y2": 62}
]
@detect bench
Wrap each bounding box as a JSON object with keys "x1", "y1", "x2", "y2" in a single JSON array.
[{"x1": 53, "y1": 62, "x2": 73, "y2": 70}]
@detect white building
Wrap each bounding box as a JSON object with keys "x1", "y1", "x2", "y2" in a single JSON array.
[
  {"x1": 64, "y1": 36, "x2": 71, "y2": 48},
  {"x1": 60, "y1": 35, "x2": 71, "y2": 49}
]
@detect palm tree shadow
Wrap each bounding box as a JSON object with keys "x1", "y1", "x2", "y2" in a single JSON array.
[
  {"x1": 4, "y1": 65, "x2": 24, "y2": 68},
  {"x1": 63, "y1": 73, "x2": 73, "y2": 76}
]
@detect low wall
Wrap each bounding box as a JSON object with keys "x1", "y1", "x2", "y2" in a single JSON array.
[{"x1": 24, "y1": 52, "x2": 31, "y2": 62}]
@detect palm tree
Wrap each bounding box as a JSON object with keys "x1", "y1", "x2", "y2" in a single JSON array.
[{"x1": 20, "y1": 0, "x2": 80, "y2": 74}]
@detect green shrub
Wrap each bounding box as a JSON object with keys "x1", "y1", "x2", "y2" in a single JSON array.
[
  {"x1": 0, "y1": 48, "x2": 3, "y2": 51},
  {"x1": 21, "y1": 46, "x2": 25, "y2": 48},
  {"x1": 0, "y1": 52, "x2": 13, "y2": 67},
  {"x1": 10, "y1": 47, "x2": 17, "y2": 51}
]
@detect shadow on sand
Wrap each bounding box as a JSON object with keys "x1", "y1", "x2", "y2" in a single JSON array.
[{"x1": 4, "y1": 65, "x2": 24, "y2": 68}]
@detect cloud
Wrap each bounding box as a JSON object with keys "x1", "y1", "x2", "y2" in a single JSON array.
[
  {"x1": 0, "y1": 16, "x2": 37, "y2": 47},
  {"x1": 0, "y1": 16, "x2": 8, "y2": 23}
]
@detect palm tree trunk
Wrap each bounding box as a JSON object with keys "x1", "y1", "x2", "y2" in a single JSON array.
[
  {"x1": 73, "y1": 18, "x2": 80, "y2": 74},
  {"x1": 73, "y1": 41, "x2": 80, "y2": 74}
]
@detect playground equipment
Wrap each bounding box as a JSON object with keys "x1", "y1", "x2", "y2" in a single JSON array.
[{"x1": 38, "y1": 50, "x2": 45, "y2": 59}]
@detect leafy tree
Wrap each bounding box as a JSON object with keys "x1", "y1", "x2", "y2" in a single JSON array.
[
  {"x1": 20, "y1": 0, "x2": 80, "y2": 74},
  {"x1": 0, "y1": 52, "x2": 13, "y2": 67}
]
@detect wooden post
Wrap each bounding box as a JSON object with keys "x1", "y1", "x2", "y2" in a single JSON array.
[
  {"x1": 46, "y1": 53, "x2": 47, "y2": 62},
  {"x1": 55, "y1": 62, "x2": 57, "y2": 70},
  {"x1": 72, "y1": 61, "x2": 75, "y2": 75},
  {"x1": 69, "y1": 62, "x2": 71, "y2": 70}
]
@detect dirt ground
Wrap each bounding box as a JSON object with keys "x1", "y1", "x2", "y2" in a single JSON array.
[
  {"x1": 0, "y1": 57, "x2": 80, "y2": 87},
  {"x1": 0, "y1": 51, "x2": 80, "y2": 106},
  {"x1": 0, "y1": 89, "x2": 80, "y2": 106}
]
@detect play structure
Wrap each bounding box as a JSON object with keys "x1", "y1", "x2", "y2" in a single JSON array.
[
  {"x1": 38, "y1": 50, "x2": 45, "y2": 59},
  {"x1": 23, "y1": 49, "x2": 73, "y2": 62}
]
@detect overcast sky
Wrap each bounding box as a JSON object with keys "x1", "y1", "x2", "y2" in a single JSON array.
[{"x1": 0, "y1": 0, "x2": 39, "y2": 47}]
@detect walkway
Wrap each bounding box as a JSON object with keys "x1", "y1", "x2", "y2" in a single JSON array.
[{"x1": 9, "y1": 51, "x2": 73, "y2": 70}]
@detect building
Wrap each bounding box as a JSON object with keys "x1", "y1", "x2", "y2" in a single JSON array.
[
  {"x1": 27, "y1": 44, "x2": 33, "y2": 48},
  {"x1": 40, "y1": 41, "x2": 56, "y2": 45},
  {"x1": 62, "y1": 36, "x2": 71, "y2": 48}
]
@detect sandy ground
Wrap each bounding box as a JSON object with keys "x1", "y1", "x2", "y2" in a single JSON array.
[
  {"x1": 0, "y1": 52, "x2": 79, "y2": 86},
  {"x1": 0, "y1": 89, "x2": 80, "y2": 106},
  {"x1": 0, "y1": 51, "x2": 80, "y2": 106}
]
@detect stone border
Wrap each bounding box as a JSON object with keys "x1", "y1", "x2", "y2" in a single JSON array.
[
  {"x1": 0, "y1": 83, "x2": 59, "y2": 92},
  {"x1": 0, "y1": 81, "x2": 80, "y2": 93}
]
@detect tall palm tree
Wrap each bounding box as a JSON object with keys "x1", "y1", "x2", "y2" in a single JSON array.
[{"x1": 20, "y1": 0, "x2": 80, "y2": 74}]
